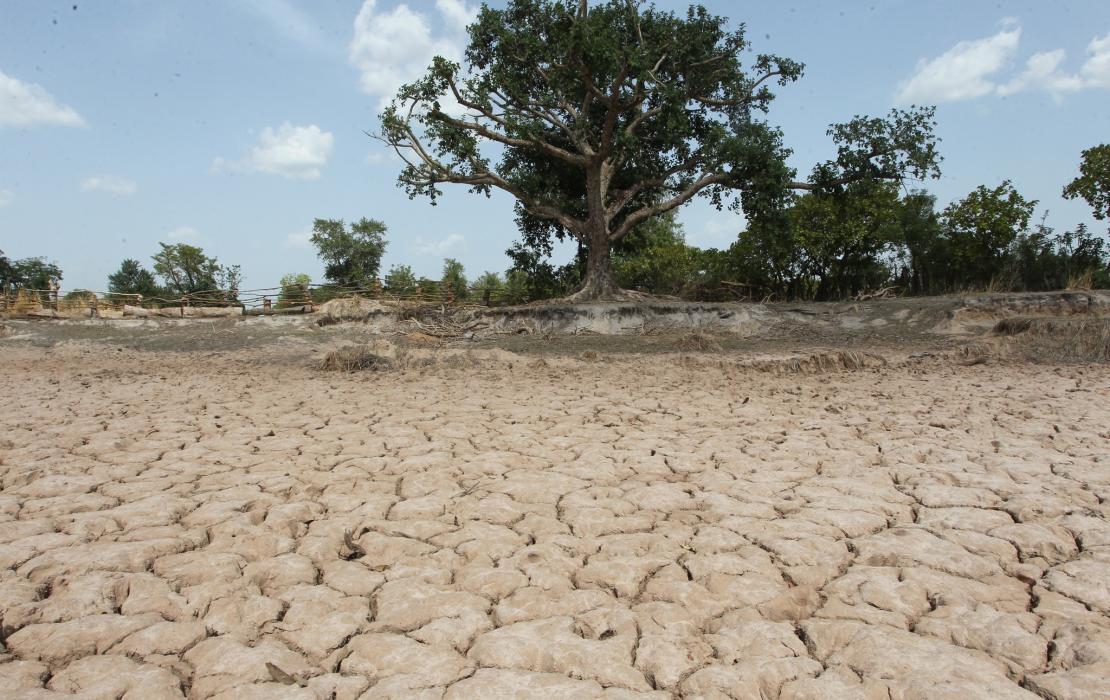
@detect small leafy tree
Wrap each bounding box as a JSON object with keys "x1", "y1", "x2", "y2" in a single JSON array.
[
  {"x1": 278, "y1": 273, "x2": 312, "y2": 307},
  {"x1": 378, "y1": 0, "x2": 940, "y2": 300},
  {"x1": 896, "y1": 191, "x2": 944, "y2": 294},
  {"x1": 108, "y1": 259, "x2": 161, "y2": 299},
  {"x1": 503, "y1": 269, "x2": 532, "y2": 304},
  {"x1": 151, "y1": 243, "x2": 239, "y2": 303},
  {"x1": 310, "y1": 218, "x2": 388, "y2": 289},
  {"x1": 942, "y1": 182, "x2": 1036, "y2": 289},
  {"x1": 612, "y1": 212, "x2": 700, "y2": 295},
  {"x1": 1063, "y1": 144, "x2": 1109, "y2": 221},
  {"x1": 472, "y1": 271, "x2": 505, "y2": 302},
  {"x1": 442, "y1": 258, "x2": 468, "y2": 299},
  {"x1": 383, "y1": 264, "x2": 417, "y2": 295},
  {"x1": 152, "y1": 243, "x2": 220, "y2": 296}
]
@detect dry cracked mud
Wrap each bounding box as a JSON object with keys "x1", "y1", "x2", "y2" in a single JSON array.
[{"x1": 1, "y1": 339, "x2": 1108, "y2": 699}]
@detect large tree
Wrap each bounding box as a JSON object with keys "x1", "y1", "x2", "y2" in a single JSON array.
[
  {"x1": 310, "y1": 218, "x2": 388, "y2": 289},
  {"x1": 379, "y1": 0, "x2": 941, "y2": 300},
  {"x1": 1063, "y1": 144, "x2": 1109, "y2": 222},
  {"x1": 152, "y1": 243, "x2": 234, "y2": 300}
]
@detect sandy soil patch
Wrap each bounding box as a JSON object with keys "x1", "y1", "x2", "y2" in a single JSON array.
[{"x1": 0, "y1": 342, "x2": 1107, "y2": 699}]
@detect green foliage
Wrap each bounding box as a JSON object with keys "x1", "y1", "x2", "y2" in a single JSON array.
[
  {"x1": 790, "y1": 182, "x2": 902, "y2": 299},
  {"x1": 8, "y1": 257, "x2": 63, "y2": 291},
  {"x1": 63, "y1": 289, "x2": 96, "y2": 302},
  {"x1": 441, "y1": 258, "x2": 468, "y2": 299},
  {"x1": 1063, "y1": 144, "x2": 1110, "y2": 221},
  {"x1": 152, "y1": 243, "x2": 221, "y2": 297},
  {"x1": 505, "y1": 237, "x2": 582, "y2": 301},
  {"x1": 613, "y1": 213, "x2": 701, "y2": 295},
  {"x1": 0, "y1": 249, "x2": 13, "y2": 291},
  {"x1": 108, "y1": 259, "x2": 160, "y2": 299},
  {"x1": 278, "y1": 273, "x2": 312, "y2": 308},
  {"x1": 310, "y1": 218, "x2": 388, "y2": 289},
  {"x1": 941, "y1": 181, "x2": 1037, "y2": 289},
  {"x1": 503, "y1": 269, "x2": 532, "y2": 304},
  {"x1": 383, "y1": 264, "x2": 417, "y2": 295},
  {"x1": 379, "y1": 0, "x2": 940, "y2": 297}
]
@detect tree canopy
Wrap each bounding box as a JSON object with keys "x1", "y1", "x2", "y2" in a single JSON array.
[
  {"x1": 1064, "y1": 144, "x2": 1109, "y2": 221},
  {"x1": 310, "y1": 218, "x2": 388, "y2": 289},
  {"x1": 107, "y1": 259, "x2": 160, "y2": 298},
  {"x1": 379, "y1": 0, "x2": 941, "y2": 299}
]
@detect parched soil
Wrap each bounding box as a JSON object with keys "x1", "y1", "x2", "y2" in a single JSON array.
[{"x1": 0, "y1": 312, "x2": 1109, "y2": 698}]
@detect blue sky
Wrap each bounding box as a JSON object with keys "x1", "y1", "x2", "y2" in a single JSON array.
[{"x1": 1, "y1": 0, "x2": 1108, "y2": 292}]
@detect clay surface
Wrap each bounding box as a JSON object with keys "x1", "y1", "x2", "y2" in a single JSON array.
[{"x1": 1, "y1": 339, "x2": 1108, "y2": 699}]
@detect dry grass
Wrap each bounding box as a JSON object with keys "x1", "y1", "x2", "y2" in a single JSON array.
[
  {"x1": 319, "y1": 346, "x2": 393, "y2": 372},
  {"x1": 757, "y1": 350, "x2": 884, "y2": 374},
  {"x1": 672, "y1": 330, "x2": 723, "y2": 352},
  {"x1": 992, "y1": 316, "x2": 1110, "y2": 362},
  {"x1": 1066, "y1": 270, "x2": 1094, "y2": 291},
  {"x1": 11, "y1": 290, "x2": 43, "y2": 315}
]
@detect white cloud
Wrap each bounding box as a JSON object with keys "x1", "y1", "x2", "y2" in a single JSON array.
[
  {"x1": 284, "y1": 229, "x2": 313, "y2": 248},
  {"x1": 0, "y1": 69, "x2": 86, "y2": 128},
  {"x1": 897, "y1": 25, "x2": 1110, "y2": 104},
  {"x1": 349, "y1": 0, "x2": 476, "y2": 105},
  {"x1": 415, "y1": 233, "x2": 464, "y2": 255},
  {"x1": 166, "y1": 225, "x2": 200, "y2": 242},
  {"x1": 435, "y1": 0, "x2": 478, "y2": 34},
  {"x1": 213, "y1": 122, "x2": 334, "y2": 179},
  {"x1": 895, "y1": 26, "x2": 1021, "y2": 104},
  {"x1": 0, "y1": 189, "x2": 13, "y2": 208},
  {"x1": 80, "y1": 175, "x2": 137, "y2": 196},
  {"x1": 1079, "y1": 33, "x2": 1110, "y2": 88}
]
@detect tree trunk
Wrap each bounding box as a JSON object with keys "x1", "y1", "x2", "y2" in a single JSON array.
[
  {"x1": 564, "y1": 165, "x2": 643, "y2": 302},
  {"x1": 569, "y1": 233, "x2": 619, "y2": 301}
]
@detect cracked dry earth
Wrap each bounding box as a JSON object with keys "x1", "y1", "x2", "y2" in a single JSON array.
[{"x1": 1, "y1": 345, "x2": 1109, "y2": 700}]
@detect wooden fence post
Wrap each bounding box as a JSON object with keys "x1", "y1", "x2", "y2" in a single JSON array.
[{"x1": 262, "y1": 297, "x2": 272, "y2": 315}]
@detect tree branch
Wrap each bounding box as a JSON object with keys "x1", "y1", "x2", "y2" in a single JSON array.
[{"x1": 610, "y1": 171, "x2": 728, "y2": 241}]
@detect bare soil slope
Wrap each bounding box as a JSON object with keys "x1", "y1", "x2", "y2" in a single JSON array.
[{"x1": 0, "y1": 294, "x2": 1108, "y2": 699}]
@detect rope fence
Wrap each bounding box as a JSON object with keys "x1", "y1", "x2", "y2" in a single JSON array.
[{"x1": 0, "y1": 278, "x2": 530, "y2": 317}]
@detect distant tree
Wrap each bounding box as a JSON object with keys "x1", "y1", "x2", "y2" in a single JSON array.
[
  {"x1": 278, "y1": 273, "x2": 312, "y2": 307},
  {"x1": 310, "y1": 218, "x2": 388, "y2": 289},
  {"x1": 1063, "y1": 144, "x2": 1110, "y2": 221},
  {"x1": 469, "y1": 271, "x2": 503, "y2": 304},
  {"x1": 442, "y1": 258, "x2": 468, "y2": 299},
  {"x1": 218, "y1": 264, "x2": 243, "y2": 303},
  {"x1": 383, "y1": 264, "x2": 417, "y2": 295},
  {"x1": 612, "y1": 212, "x2": 700, "y2": 295},
  {"x1": 63, "y1": 289, "x2": 92, "y2": 300},
  {"x1": 0, "y1": 249, "x2": 14, "y2": 292},
  {"x1": 10, "y1": 257, "x2": 62, "y2": 291},
  {"x1": 379, "y1": 0, "x2": 940, "y2": 299},
  {"x1": 107, "y1": 259, "x2": 161, "y2": 299},
  {"x1": 790, "y1": 181, "x2": 902, "y2": 299},
  {"x1": 152, "y1": 243, "x2": 224, "y2": 299},
  {"x1": 896, "y1": 191, "x2": 944, "y2": 294},
  {"x1": 942, "y1": 182, "x2": 1036, "y2": 289},
  {"x1": 473, "y1": 271, "x2": 503, "y2": 289},
  {"x1": 503, "y1": 269, "x2": 531, "y2": 304}
]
